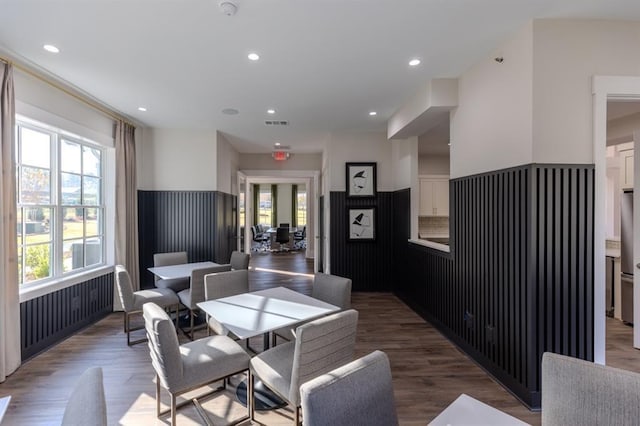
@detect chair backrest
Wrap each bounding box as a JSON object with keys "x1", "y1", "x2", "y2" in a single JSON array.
[
  {"x1": 61, "y1": 367, "x2": 107, "y2": 426},
  {"x1": 542, "y1": 352, "x2": 640, "y2": 425},
  {"x1": 312, "y1": 273, "x2": 352, "y2": 309},
  {"x1": 204, "y1": 269, "x2": 249, "y2": 301},
  {"x1": 230, "y1": 250, "x2": 250, "y2": 270},
  {"x1": 143, "y1": 302, "x2": 183, "y2": 393},
  {"x1": 188, "y1": 264, "x2": 233, "y2": 308},
  {"x1": 153, "y1": 251, "x2": 188, "y2": 281},
  {"x1": 279, "y1": 223, "x2": 290, "y2": 228},
  {"x1": 300, "y1": 350, "x2": 398, "y2": 426},
  {"x1": 289, "y1": 309, "x2": 358, "y2": 406},
  {"x1": 276, "y1": 227, "x2": 290, "y2": 244},
  {"x1": 115, "y1": 265, "x2": 135, "y2": 312}
]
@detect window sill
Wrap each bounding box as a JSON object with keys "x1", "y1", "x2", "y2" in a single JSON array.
[{"x1": 19, "y1": 265, "x2": 114, "y2": 303}]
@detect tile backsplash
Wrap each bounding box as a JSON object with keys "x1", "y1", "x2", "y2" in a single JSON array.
[{"x1": 419, "y1": 216, "x2": 449, "y2": 236}]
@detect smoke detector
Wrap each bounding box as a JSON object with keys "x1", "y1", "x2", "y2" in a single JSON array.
[{"x1": 219, "y1": 1, "x2": 237, "y2": 16}]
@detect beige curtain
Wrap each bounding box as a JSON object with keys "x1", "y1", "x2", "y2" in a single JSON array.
[
  {"x1": 0, "y1": 62, "x2": 20, "y2": 382},
  {"x1": 114, "y1": 121, "x2": 139, "y2": 310}
]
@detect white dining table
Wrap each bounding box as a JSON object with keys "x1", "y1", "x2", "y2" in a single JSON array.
[
  {"x1": 0, "y1": 395, "x2": 10, "y2": 424},
  {"x1": 147, "y1": 261, "x2": 219, "y2": 280},
  {"x1": 197, "y1": 286, "x2": 338, "y2": 346},
  {"x1": 428, "y1": 394, "x2": 530, "y2": 426}
]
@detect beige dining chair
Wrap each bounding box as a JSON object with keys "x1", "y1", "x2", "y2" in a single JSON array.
[
  {"x1": 229, "y1": 250, "x2": 250, "y2": 270},
  {"x1": 177, "y1": 264, "x2": 232, "y2": 339},
  {"x1": 203, "y1": 269, "x2": 249, "y2": 336},
  {"x1": 61, "y1": 367, "x2": 107, "y2": 426},
  {"x1": 249, "y1": 309, "x2": 359, "y2": 425},
  {"x1": 153, "y1": 251, "x2": 190, "y2": 292},
  {"x1": 300, "y1": 350, "x2": 398, "y2": 426},
  {"x1": 272, "y1": 272, "x2": 352, "y2": 345},
  {"x1": 143, "y1": 302, "x2": 251, "y2": 425},
  {"x1": 115, "y1": 265, "x2": 180, "y2": 345}
]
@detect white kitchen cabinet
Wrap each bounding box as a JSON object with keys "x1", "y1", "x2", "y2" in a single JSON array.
[
  {"x1": 620, "y1": 148, "x2": 634, "y2": 189},
  {"x1": 419, "y1": 176, "x2": 449, "y2": 216}
]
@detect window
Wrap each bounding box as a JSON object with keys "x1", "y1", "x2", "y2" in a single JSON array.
[
  {"x1": 296, "y1": 187, "x2": 307, "y2": 227},
  {"x1": 258, "y1": 186, "x2": 272, "y2": 226},
  {"x1": 16, "y1": 121, "x2": 104, "y2": 285}
]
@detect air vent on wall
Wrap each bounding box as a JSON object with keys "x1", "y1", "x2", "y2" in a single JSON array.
[{"x1": 264, "y1": 120, "x2": 289, "y2": 126}]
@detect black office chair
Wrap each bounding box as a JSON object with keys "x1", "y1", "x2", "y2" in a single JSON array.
[
  {"x1": 279, "y1": 223, "x2": 290, "y2": 228},
  {"x1": 293, "y1": 226, "x2": 306, "y2": 249},
  {"x1": 251, "y1": 225, "x2": 269, "y2": 252},
  {"x1": 274, "y1": 227, "x2": 290, "y2": 252}
]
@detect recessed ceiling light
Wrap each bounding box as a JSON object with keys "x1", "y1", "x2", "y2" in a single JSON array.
[
  {"x1": 137, "y1": 107, "x2": 147, "y2": 112},
  {"x1": 248, "y1": 53, "x2": 260, "y2": 61},
  {"x1": 222, "y1": 108, "x2": 239, "y2": 115},
  {"x1": 409, "y1": 58, "x2": 421, "y2": 67},
  {"x1": 369, "y1": 111, "x2": 377, "y2": 116},
  {"x1": 267, "y1": 109, "x2": 276, "y2": 114},
  {"x1": 274, "y1": 142, "x2": 281, "y2": 146},
  {"x1": 43, "y1": 44, "x2": 60, "y2": 53}
]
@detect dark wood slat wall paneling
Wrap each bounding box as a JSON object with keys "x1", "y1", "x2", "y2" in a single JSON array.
[
  {"x1": 20, "y1": 273, "x2": 113, "y2": 361},
  {"x1": 395, "y1": 164, "x2": 593, "y2": 409},
  {"x1": 138, "y1": 190, "x2": 222, "y2": 288},
  {"x1": 213, "y1": 192, "x2": 238, "y2": 264},
  {"x1": 329, "y1": 192, "x2": 394, "y2": 291}
]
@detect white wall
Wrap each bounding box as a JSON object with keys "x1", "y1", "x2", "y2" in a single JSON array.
[
  {"x1": 450, "y1": 21, "x2": 533, "y2": 179},
  {"x1": 138, "y1": 128, "x2": 217, "y2": 190},
  {"x1": 327, "y1": 130, "x2": 393, "y2": 191},
  {"x1": 532, "y1": 20, "x2": 640, "y2": 163},
  {"x1": 392, "y1": 137, "x2": 419, "y2": 238},
  {"x1": 418, "y1": 154, "x2": 450, "y2": 175},
  {"x1": 216, "y1": 132, "x2": 239, "y2": 195},
  {"x1": 277, "y1": 184, "x2": 293, "y2": 226}
]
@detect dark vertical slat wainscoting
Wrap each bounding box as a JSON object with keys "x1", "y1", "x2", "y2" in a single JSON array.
[
  {"x1": 138, "y1": 190, "x2": 237, "y2": 288},
  {"x1": 393, "y1": 164, "x2": 594, "y2": 409},
  {"x1": 329, "y1": 192, "x2": 394, "y2": 291},
  {"x1": 20, "y1": 272, "x2": 113, "y2": 361}
]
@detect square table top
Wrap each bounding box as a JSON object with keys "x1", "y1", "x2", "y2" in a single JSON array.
[
  {"x1": 197, "y1": 286, "x2": 339, "y2": 340},
  {"x1": 147, "y1": 261, "x2": 219, "y2": 280},
  {"x1": 0, "y1": 395, "x2": 10, "y2": 424},
  {"x1": 428, "y1": 394, "x2": 530, "y2": 426}
]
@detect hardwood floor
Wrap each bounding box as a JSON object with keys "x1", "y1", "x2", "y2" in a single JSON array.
[{"x1": 0, "y1": 250, "x2": 637, "y2": 425}]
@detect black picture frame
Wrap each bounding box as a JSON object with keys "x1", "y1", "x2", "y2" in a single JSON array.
[
  {"x1": 347, "y1": 207, "x2": 376, "y2": 242},
  {"x1": 346, "y1": 162, "x2": 377, "y2": 198}
]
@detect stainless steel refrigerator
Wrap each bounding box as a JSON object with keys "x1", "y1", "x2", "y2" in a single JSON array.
[{"x1": 621, "y1": 189, "x2": 634, "y2": 324}]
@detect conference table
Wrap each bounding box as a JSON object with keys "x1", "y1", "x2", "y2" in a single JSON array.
[{"x1": 198, "y1": 286, "x2": 339, "y2": 410}]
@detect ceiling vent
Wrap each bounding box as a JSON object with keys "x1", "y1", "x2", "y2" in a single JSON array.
[{"x1": 264, "y1": 120, "x2": 289, "y2": 126}]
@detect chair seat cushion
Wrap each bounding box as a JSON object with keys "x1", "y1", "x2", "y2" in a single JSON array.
[
  {"x1": 177, "y1": 335, "x2": 250, "y2": 392},
  {"x1": 177, "y1": 288, "x2": 191, "y2": 308},
  {"x1": 155, "y1": 277, "x2": 190, "y2": 292},
  {"x1": 132, "y1": 288, "x2": 179, "y2": 311},
  {"x1": 250, "y1": 341, "x2": 295, "y2": 401}
]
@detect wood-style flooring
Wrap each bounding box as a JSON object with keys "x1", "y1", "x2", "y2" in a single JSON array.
[{"x1": 0, "y1": 250, "x2": 638, "y2": 425}]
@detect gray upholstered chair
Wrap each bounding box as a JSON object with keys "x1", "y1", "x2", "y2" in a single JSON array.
[
  {"x1": 229, "y1": 250, "x2": 250, "y2": 270},
  {"x1": 272, "y1": 272, "x2": 352, "y2": 345},
  {"x1": 61, "y1": 366, "x2": 107, "y2": 426},
  {"x1": 203, "y1": 269, "x2": 249, "y2": 336},
  {"x1": 249, "y1": 309, "x2": 359, "y2": 425},
  {"x1": 115, "y1": 265, "x2": 180, "y2": 345},
  {"x1": 142, "y1": 302, "x2": 251, "y2": 425},
  {"x1": 541, "y1": 352, "x2": 640, "y2": 425},
  {"x1": 300, "y1": 350, "x2": 398, "y2": 426},
  {"x1": 153, "y1": 251, "x2": 190, "y2": 293},
  {"x1": 177, "y1": 264, "x2": 232, "y2": 339}
]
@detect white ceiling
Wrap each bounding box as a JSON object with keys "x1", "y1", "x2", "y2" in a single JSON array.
[{"x1": 2, "y1": 0, "x2": 640, "y2": 154}]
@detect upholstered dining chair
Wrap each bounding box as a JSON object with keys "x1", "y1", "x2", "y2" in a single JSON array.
[
  {"x1": 272, "y1": 272, "x2": 352, "y2": 345},
  {"x1": 203, "y1": 269, "x2": 249, "y2": 336},
  {"x1": 61, "y1": 367, "x2": 107, "y2": 426},
  {"x1": 153, "y1": 251, "x2": 190, "y2": 292},
  {"x1": 142, "y1": 302, "x2": 251, "y2": 425},
  {"x1": 229, "y1": 250, "x2": 250, "y2": 270},
  {"x1": 541, "y1": 352, "x2": 640, "y2": 425},
  {"x1": 176, "y1": 264, "x2": 232, "y2": 339},
  {"x1": 300, "y1": 350, "x2": 398, "y2": 426},
  {"x1": 249, "y1": 309, "x2": 359, "y2": 425},
  {"x1": 115, "y1": 265, "x2": 180, "y2": 345}
]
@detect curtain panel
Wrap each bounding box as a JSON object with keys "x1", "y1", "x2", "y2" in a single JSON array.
[
  {"x1": 0, "y1": 62, "x2": 20, "y2": 382},
  {"x1": 114, "y1": 121, "x2": 139, "y2": 309},
  {"x1": 292, "y1": 184, "x2": 298, "y2": 228},
  {"x1": 271, "y1": 184, "x2": 277, "y2": 227}
]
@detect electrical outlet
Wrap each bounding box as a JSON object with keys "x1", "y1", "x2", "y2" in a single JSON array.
[{"x1": 486, "y1": 325, "x2": 495, "y2": 343}]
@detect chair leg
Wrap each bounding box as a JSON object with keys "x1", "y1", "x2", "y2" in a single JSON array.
[
  {"x1": 123, "y1": 311, "x2": 127, "y2": 332},
  {"x1": 174, "y1": 304, "x2": 180, "y2": 330},
  {"x1": 248, "y1": 371, "x2": 255, "y2": 421},
  {"x1": 125, "y1": 312, "x2": 130, "y2": 345},
  {"x1": 189, "y1": 310, "x2": 195, "y2": 341},
  {"x1": 171, "y1": 394, "x2": 177, "y2": 425},
  {"x1": 295, "y1": 405, "x2": 301, "y2": 425},
  {"x1": 156, "y1": 374, "x2": 161, "y2": 418}
]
